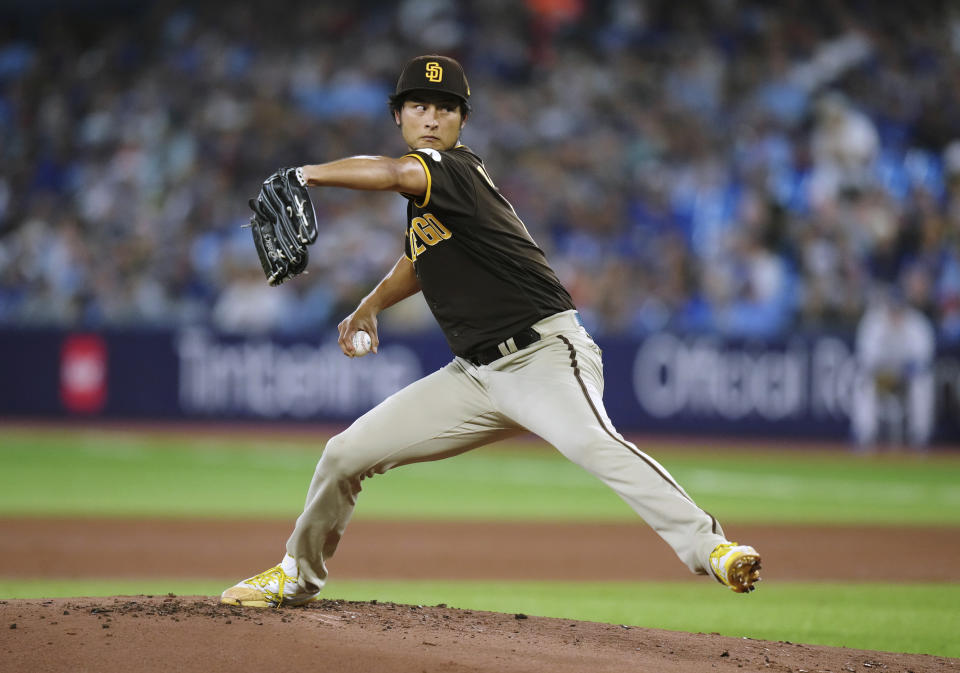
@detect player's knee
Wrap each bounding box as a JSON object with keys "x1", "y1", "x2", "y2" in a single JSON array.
[
  {"x1": 556, "y1": 436, "x2": 635, "y2": 476},
  {"x1": 554, "y1": 437, "x2": 607, "y2": 471},
  {"x1": 316, "y1": 431, "x2": 365, "y2": 479}
]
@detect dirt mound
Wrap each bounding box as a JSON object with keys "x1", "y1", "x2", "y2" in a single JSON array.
[{"x1": 2, "y1": 596, "x2": 956, "y2": 673}]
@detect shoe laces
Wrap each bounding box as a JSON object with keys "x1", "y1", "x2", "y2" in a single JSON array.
[
  {"x1": 247, "y1": 564, "x2": 293, "y2": 593},
  {"x1": 712, "y1": 541, "x2": 737, "y2": 557}
]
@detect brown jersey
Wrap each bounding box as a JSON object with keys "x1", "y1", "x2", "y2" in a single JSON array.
[{"x1": 402, "y1": 145, "x2": 575, "y2": 357}]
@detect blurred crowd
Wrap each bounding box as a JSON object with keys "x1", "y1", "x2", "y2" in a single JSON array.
[{"x1": 3, "y1": 0, "x2": 960, "y2": 342}]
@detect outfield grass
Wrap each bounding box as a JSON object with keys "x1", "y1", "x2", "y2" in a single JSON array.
[
  {"x1": 1, "y1": 427, "x2": 958, "y2": 524},
  {"x1": 2, "y1": 426, "x2": 959, "y2": 659},
  {"x1": 1, "y1": 578, "x2": 956, "y2": 658}
]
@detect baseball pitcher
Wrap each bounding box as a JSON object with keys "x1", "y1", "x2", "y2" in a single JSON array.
[{"x1": 222, "y1": 55, "x2": 761, "y2": 607}]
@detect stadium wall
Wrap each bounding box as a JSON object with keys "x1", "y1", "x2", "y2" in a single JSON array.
[{"x1": 2, "y1": 328, "x2": 958, "y2": 444}]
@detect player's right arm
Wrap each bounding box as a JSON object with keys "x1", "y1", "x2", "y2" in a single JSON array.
[
  {"x1": 337, "y1": 255, "x2": 420, "y2": 356},
  {"x1": 301, "y1": 156, "x2": 427, "y2": 197}
]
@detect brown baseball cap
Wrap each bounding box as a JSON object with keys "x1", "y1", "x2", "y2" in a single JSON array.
[{"x1": 395, "y1": 55, "x2": 470, "y2": 102}]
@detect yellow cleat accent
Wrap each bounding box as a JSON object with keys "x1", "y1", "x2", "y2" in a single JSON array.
[
  {"x1": 710, "y1": 542, "x2": 761, "y2": 593},
  {"x1": 220, "y1": 556, "x2": 319, "y2": 607}
]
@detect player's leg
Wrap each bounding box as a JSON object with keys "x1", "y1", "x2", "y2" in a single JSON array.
[
  {"x1": 483, "y1": 322, "x2": 756, "y2": 590},
  {"x1": 906, "y1": 371, "x2": 935, "y2": 448},
  {"x1": 288, "y1": 359, "x2": 521, "y2": 591},
  {"x1": 222, "y1": 359, "x2": 520, "y2": 606},
  {"x1": 851, "y1": 374, "x2": 879, "y2": 449}
]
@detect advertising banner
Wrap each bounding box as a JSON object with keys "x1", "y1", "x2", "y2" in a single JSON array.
[{"x1": 2, "y1": 328, "x2": 958, "y2": 444}]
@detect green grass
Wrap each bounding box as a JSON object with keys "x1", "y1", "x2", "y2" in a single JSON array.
[
  {"x1": 2, "y1": 426, "x2": 958, "y2": 659},
  {"x1": 1, "y1": 578, "x2": 956, "y2": 658},
  {"x1": 1, "y1": 426, "x2": 959, "y2": 523}
]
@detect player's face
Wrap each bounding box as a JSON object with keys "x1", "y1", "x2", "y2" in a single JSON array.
[{"x1": 397, "y1": 95, "x2": 465, "y2": 151}]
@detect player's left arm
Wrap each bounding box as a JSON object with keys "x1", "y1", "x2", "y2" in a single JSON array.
[{"x1": 300, "y1": 155, "x2": 427, "y2": 196}]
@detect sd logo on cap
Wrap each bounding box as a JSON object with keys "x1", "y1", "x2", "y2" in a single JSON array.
[
  {"x1": 425, "y1": 61, "x2": 443, "y2": 82},
  {"x1": 395, "y1": 54, "x2": 470, "y2": 102}
]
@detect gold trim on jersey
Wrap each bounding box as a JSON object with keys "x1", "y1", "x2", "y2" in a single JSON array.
[
  {"x1": 403, "y1": 152, "x2": 432, "y2": 208},
  {"x1": 475, "y1": 163, "x2": 497, "y2": 190}
]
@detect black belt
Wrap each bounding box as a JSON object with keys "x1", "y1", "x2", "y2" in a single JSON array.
[{"x1": 466, "y1": 327, "x2": 541, "y2": 366}]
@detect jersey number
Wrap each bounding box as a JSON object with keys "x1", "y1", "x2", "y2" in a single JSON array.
[{"x1": 408, "y1": 212, "x2": 452, "y2": 260}]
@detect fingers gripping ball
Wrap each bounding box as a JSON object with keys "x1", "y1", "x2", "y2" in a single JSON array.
[{"x1": 351, "y1": 331, "x2": 372, "y2": 357}]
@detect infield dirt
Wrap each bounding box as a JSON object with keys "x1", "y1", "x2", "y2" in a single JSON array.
[
  {"x1": 2, "y1": 517, "x2": 960, "y2": 672},
  {"x1": 3, "y1": 595, "x2": 958, "y2": 673},
  {"x1": 2, "y1": 518, "x2": 958, "y2": 582}
]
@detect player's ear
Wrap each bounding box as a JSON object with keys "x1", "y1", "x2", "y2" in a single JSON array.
[{"x1": 394, "y1": 110, "x2": 401, "y2": 127}]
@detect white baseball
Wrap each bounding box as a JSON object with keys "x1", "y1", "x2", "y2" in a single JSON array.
[{"x1": 351, "y1": 330, "x2": 372, "y2": 357}]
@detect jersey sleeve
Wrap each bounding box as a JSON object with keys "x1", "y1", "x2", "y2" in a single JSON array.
[{"x1": 402, "y1": 148, "x2": 478, "y2": 220}]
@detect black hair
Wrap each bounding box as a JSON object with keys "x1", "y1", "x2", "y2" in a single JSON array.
[{"x1": 388, "y1": 90, "x2": 471, "y2": 120}]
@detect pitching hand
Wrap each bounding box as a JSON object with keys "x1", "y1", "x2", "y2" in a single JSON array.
[{"x1": 338, "y1": 307, "x2": 380, "y2": 357}]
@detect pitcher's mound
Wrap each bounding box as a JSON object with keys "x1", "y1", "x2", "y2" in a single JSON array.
[{"x1": 2, "y1": 596, "x2": 955, "y2": 673}]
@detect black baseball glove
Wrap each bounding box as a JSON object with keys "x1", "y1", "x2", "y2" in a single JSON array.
[{"x1": 246, "y1": 167, "x2": 319, "y2": 286}]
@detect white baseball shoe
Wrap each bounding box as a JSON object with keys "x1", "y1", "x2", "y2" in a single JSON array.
[
  {"x1": 220, "y1": 554, "x2": 319, "y2": 607},
  {"x1": 709, "y1": 542, "x2": 762, "y2": 593}
]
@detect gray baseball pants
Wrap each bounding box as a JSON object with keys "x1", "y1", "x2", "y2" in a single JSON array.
[{"x1": 286, "y1": 310, "x2": 727, "y2": 592}]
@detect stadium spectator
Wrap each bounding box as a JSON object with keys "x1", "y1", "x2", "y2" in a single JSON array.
[{"x1": 0, "y1": 0, "x2": 958, "y2": 344}]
